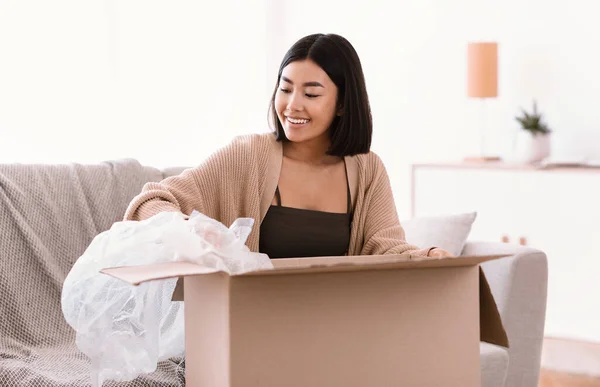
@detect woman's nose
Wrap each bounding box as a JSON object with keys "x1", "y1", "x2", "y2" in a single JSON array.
[{"x1": 286, "y1": 91, "x2": 304, "y2": 112}]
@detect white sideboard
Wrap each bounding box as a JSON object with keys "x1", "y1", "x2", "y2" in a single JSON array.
[{"x1": 411, "y1": 162, "x2": 600, "y2": 344}]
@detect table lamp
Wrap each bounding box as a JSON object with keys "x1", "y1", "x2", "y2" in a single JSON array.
[{"x1": 466, "y1": 41, "x2": 500, "y2": 162}]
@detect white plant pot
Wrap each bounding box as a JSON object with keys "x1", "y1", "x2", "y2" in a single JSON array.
[{"x1": 513, "y1": 131, "x2": 551, "y2": 163}]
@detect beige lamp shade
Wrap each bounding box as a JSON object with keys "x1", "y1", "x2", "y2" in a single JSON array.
[{"x1": 467, "y1": 42, "x2": 498, "y2": 98}]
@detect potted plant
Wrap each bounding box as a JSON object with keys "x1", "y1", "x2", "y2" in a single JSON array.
[{"x1": 513, "y1": 100, "x2": 552, "y2": 163}]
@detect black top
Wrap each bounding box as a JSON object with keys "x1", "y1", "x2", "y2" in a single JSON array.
[{"x1": 259, "y1": 182, "x2": 352, "y2": 259}]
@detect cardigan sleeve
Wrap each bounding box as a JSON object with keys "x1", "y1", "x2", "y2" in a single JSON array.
[
  {"x1": 123, "y1": 166, "x2": 205, "y2": 221},
  {"x1": 359, "y1": 155, "x2": 434, "y2": 258},
  {"x1": 122, "y1": 133, "x2": 265, "y2": 222}
]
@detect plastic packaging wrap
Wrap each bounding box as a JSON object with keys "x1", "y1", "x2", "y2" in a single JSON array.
[{"x1": 61, "y1": 210, "x2": 272, "y2": 386}]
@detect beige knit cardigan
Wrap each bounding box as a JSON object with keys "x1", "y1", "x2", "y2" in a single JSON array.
[{"x1": 123, "y1": 132, "x2": 432, "y2": 258}]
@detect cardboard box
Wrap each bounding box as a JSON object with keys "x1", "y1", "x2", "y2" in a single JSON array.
[{"x1": 102, "y1": 254, "x2": 508, "y2": 387}]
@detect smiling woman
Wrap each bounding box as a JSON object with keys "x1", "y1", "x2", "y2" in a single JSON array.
[
  {"x1": 269, "y1": 34, "x2": 372, "y2": 158},
  {"x1": 124, "y1": 33, "x2": 453, "y2": 260}
]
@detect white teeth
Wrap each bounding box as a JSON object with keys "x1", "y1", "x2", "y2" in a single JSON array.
[{"x1": 287, "y1": 117, "x2": 309, "y2": 124}]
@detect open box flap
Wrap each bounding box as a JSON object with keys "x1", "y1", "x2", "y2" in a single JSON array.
[
  {"x1": 100, "y1": 261, "x2": 220, "y2": 285},
  {"x1": 101, "y1": 254, "x2": 508, "y2": 284},
  {"x1": 256, "y1": 254, "x2": 508, "y2": 276},
  {"x1": 480, "y1": 267, "x2": 509, "y2": 348}
]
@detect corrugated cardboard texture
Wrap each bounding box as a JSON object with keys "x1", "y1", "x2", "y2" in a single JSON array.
[{"x1": 184, "y1": 266, "x2": 481, "y2": 387}]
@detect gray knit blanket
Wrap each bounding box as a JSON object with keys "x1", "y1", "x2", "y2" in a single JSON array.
[{"x1": 0, "y1": 159, "x2": 185, "y2": 386}]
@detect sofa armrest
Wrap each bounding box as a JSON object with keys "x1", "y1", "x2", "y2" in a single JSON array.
[{"x1": 462, "y1": 241, "x2": 548, "y2": 387}]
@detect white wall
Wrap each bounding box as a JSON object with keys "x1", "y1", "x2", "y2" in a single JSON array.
[
  {"x1": 2, "y1": 0, "x2": 600, "y2": 215},
  {"x1": 274, "y1": 0, "x2": 600, "y2": 217},
  {"x1": 0, "y1": 0, "x2": 272, "y2": 169}
]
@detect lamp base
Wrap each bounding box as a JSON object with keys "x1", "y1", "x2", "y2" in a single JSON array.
[{"x1": 463, "y1": 155, "x2": 502, "y2": 163}]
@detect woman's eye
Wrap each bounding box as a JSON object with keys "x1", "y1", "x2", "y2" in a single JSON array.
[
  {"x1": 279, "y1": 88, "x2": 290, "y2": 93},
  {"x1": 306, "y1": 94, "x2": 319, "y2": 98}
]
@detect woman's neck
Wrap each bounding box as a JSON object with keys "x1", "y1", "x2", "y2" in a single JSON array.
[{"x1": 282, "y1": 137, "x2": 340, "y2": 166}]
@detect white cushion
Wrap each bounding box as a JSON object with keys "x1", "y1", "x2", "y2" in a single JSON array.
[
  {"x1": 480, "y1": 342, "x2": 509, "y2": 387},
  {"x1": 401, "y1": 212, "x2": 477, "y2": 256}
]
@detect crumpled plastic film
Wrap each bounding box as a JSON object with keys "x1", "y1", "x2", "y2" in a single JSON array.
[{"x1": 61, "y1": 210, "x2": 273, "y2": 386}]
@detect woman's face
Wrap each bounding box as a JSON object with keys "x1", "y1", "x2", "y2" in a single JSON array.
[{"x1": 275, "y1": 59, "x2": 339, "y2": 145}]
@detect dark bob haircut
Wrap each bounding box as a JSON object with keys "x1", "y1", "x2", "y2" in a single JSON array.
[{"x1": 268, "y1": 33, "x2": 373, "y2": 157}]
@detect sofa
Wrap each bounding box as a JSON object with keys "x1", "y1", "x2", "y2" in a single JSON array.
[{"x1": 0, "y1": 158, "x2": 547, "y2": 387}]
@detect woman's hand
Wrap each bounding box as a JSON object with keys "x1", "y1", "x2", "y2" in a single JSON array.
[{"x1": 427, "y1": 247, "x2": 455, "y2": 258}]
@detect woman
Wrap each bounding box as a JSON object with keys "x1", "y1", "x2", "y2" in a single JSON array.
[{"x1": 124, "y1": 33, "x2": 453, "y2": 259}]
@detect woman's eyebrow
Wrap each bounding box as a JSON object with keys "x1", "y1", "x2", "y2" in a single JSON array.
[{"x1": 281, "y1": 76, "x2": 324, "y2": 88}]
